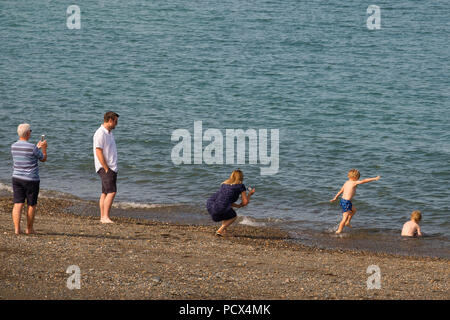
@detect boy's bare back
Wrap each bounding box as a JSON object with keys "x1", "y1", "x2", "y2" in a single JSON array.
[
  {"x1": 401, "y1": 211, "x2": 422, "y2": 237},
  {"x1": 342, "y1": 180, "x2": 359, "y2": 201},
  {"x1": 401, "y1": 220, "x2": 422, "y2": 237}
]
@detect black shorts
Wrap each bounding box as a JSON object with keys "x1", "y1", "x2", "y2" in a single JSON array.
[
  {"x1": 97, "y1": 168, "x2": 117, "y2": 194},
  {"x1": 12, "y1": 178, "x2": 40, "y2": 206}
]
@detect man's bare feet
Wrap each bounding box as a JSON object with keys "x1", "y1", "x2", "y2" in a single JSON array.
[
  {"x1": 345, "y1": 223, "x2": 352, "y2": 228},
  {"x1": 101, "y1": 218, "x2": 114, "y2": 224},
  {"x1": 25, "y1": 229, "x2": 35, "y2": 235}
]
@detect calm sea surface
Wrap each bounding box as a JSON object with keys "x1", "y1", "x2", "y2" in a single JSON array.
[{"x1": 1, "y1": 1, "x2": 449, "y2": 257}]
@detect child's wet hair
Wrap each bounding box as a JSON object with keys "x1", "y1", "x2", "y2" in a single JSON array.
[
  {"x1": 348, "y1": 169, "x2": 360, "y2": 179},
  {"x1": 411, "y1": 210, "x2": 422, "y2": 222}
]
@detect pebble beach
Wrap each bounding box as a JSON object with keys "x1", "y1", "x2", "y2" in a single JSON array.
[{"x1": 0, "y1": 196, "x2": 448, "y2": 300}]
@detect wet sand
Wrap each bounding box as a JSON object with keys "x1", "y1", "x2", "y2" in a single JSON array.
[{"x1": 0, "y1": 196, "x2": 448, "y2": 300}]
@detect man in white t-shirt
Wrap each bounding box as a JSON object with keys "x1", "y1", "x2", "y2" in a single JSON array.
[{"x1": 93, "y1": 111, "x2": 119, "y2": 223}]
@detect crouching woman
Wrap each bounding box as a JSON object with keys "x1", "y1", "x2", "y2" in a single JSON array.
[{"x1": 206, "y1": 169, "x2": 255, "y2": 236}]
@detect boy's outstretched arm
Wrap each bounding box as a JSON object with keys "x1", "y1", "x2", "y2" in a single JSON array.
[
  {"x1": 330, "y1": 186, "x2": 344, "y2": 202},
  {"x1": 356, "y1": 176, "x2": 381, "y2": 185}
]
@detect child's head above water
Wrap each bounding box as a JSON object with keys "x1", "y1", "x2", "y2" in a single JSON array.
[
  {"x1": 348, "y1": 169, "x2": 360, "y2": 180},
  {"x1": 411, "y1": 210, "x2": 422, "y2": 223},
  {"x1": 222, "y1": 169, "x2": 244, "y2": 185}
]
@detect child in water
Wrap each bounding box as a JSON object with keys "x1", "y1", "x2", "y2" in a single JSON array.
[
  {"x1": 401, "y1": 210, "x2": 422, "y2": 237},
  {"x1": 206, "y1": 169, "x2": 255, "y2": 236},
  {"x1": 330, "y1": 169, "x2": 380, "y2": 234}
]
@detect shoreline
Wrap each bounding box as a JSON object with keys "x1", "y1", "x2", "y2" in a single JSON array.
[
  {"x1": 0, "y1": 196, "x2": 448, "y2": 299},
  {"x1": 2, "y1": 181, "x2": 448, "y2": 260}
]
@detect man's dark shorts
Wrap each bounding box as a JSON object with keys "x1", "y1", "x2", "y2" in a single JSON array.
[
  {"x1": 97, "y1": 168, "x2": 117, "y2": 194},
  {"x1": 12, "y1": 178, "x2": 40, "y2": 206}
]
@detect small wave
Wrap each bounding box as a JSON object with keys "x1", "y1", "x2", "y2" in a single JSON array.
[
  {"x1": 0, "y1": 182, "x2": 13, "y2": 193},
  {"x1": 333, "y1": 232, "x2": 351, "y2": 239},
  {"x1": 39, "y1": 189, "x2": 82, "y2": 200},
  {"x1": 239, "y1": 216, "x2": 266, "y2": 227},
  {"x1": 112, "y1": 201, "x2": 184, "y2": 210},
  {"x1": 0, "y1": 181, "x2": 84, "y2": 200},
  {"x1": 266, "y1": 217, "x2": 285, "y2": 223},
  {"x1": 325, "y1": 225, "x2": 339, "y2": 233}
]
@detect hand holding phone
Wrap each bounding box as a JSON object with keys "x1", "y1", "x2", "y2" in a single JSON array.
[{"x1": 38, "y1": 135, "x2": 47, "y2": 150}]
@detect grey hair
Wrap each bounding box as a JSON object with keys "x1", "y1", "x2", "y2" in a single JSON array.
[{"x1": 17, "y1": 123, "x2": 31, "y2": 138}]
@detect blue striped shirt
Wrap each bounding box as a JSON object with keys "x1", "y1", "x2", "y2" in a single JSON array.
[{"x1": 11, "y1": 140, "x2": 44, "y2": 181}]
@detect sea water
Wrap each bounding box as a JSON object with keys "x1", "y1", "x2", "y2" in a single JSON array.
[{"x1": 0, "y1": 1, "x2": 448, "y2": 257}]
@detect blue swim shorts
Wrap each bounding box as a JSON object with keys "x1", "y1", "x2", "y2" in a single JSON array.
[{"x1": 339, "y1": 198, "x2": 353, "y2": 213}]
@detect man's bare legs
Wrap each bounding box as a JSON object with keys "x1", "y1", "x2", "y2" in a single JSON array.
[
  {"x1": 216, "y1": 217, "x2": 237, "y2": 236},
  {"x1": 12, "y1": 203, "x2": 37, "y2": 234},
  {"x1": 99, "y1": 192, "x2": 116, "y2": 223},
  {"x1": 12, "y1": 203, "x2": 24, "y2": 234},
  {"x1": 26, "y1": 205, "x2": 37, "y2": 234}
]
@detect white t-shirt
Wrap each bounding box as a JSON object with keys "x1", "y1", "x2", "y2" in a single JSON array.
[{"x1": 93, "y1": 125, "x2": 118, "y2": 173}]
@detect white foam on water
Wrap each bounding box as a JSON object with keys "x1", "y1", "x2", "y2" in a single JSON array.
[
  {"x1": 239, "y1": 216, "x2": 266, "y2": 227},
  {"x1": 326, "y1": 225, "x2": 339, "y2": 233},
  {"x1": 113, "y1": 201, "x2": 181, "y2": 210},
  {"x1": 266, "y1": 217, "x2": 285, "y2": 223}
]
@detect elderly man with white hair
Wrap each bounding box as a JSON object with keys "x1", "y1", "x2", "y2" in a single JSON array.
[{"x1": 11, "y1": 123, "x2": 47, "y2": 234}]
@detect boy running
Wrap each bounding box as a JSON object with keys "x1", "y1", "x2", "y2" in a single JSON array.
[{"x1": 330, "y1": 169, "x2": 380, "y2": 234}]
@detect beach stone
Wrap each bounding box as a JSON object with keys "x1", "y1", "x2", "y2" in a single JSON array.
[{"x1": 0, "y1": 196, "x2": 448, "y2": 300}]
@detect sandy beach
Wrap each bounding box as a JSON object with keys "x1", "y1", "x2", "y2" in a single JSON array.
[{"x1": 0, "y1": 196, "x2": 448, "y2": 300}]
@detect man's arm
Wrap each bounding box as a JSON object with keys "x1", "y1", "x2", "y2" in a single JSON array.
[
  {"x1": 37, "y1": 141, "x2": 47, "y2": 162},
  {"x1": 330, "y1": 186, "x2": 344, "y2": 202},
  {"x1": 356, "y1": 176, "x2": 380, "y2": 185},
  {"x1": 95, "y1": 148, "x2": 109, "y2": 172}
]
